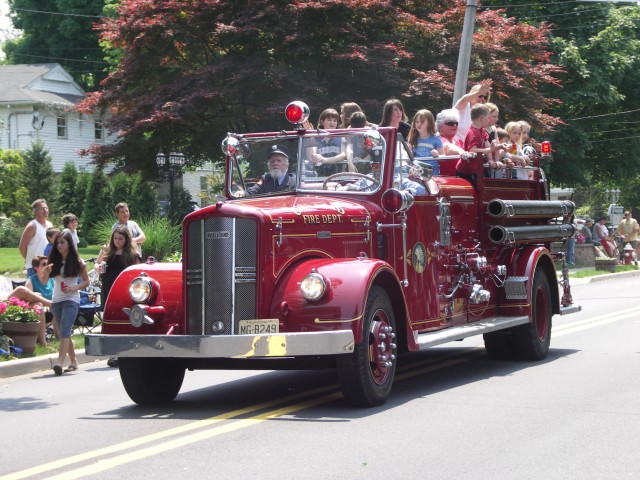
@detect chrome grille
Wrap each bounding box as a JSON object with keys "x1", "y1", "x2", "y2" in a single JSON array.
[{"x1": 186, "y1": 218, "x2": 257, "y2": 335}]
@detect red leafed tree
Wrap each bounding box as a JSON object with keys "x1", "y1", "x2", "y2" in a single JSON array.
[{"x1": 77, "y1": 0, "x2": 562, "y2": 172}]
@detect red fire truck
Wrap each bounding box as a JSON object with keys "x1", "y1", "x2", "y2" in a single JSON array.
[{"x1": 86, "y1": 102, "x2": 580, "y2": 407}]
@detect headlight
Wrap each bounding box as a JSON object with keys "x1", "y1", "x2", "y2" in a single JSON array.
[
  {"x1": 300, "y1": 271, "x2": 328, "y2": 301},
  {"x1": 129, "y1": 276, "x2": 154, "y2": 303}
]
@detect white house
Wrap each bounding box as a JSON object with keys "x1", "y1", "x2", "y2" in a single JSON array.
[{"x1": 0, "y1": 63, "x2": 114, "y2": 172}]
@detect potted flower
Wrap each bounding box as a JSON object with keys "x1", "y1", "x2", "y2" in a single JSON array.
[{"x1": 0, "y1": 297, "x2": 42, "y2": 356}]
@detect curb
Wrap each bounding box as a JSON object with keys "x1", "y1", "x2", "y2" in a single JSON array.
[
  {"x1": 567, "y1": 268, "x2": 640, "y2": 285},
  {"x1": 0, "y1": 350, "x2": 107, "y2": 378}
]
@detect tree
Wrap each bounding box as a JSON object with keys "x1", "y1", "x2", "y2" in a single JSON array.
[
  {"x1": 56, "y1": 161, "x2": 78, "y2": 216},
  {"x1": 130, "y1": 173, "x2": 159, "y2": 219},
  {"x1": 81, "y1": 167, "x2": 112, "y2": 242},
  {"x1": 77, "y1": 0, "x2": 562, "y2": 177},
  {"x1": 0, "y1": 149, "x2": 30, "y2": 222},
  {"x1": 109, "y1": 172, "x2": 134, "y2": 207},
  {"x1": 5, "y1": 0, "x2": 109, "y2": 90},
  {"x1": 21, "y1": 139, "x2": 55, "y2": 205}
]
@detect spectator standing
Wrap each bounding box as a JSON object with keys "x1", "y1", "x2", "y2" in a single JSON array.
[
  {"x1": 112, "y1": 202, "x2": 146, "y2": 256},
  {"x1": 617, "y1": 211, "x2": 639, "y2": 250},
  {"x1": 454, "y1": 79, "x2": 492, "y2": 142},
  {"x1": 25, "y1": 255, "x2": 55, "y2": 345},
  {"x1": 339, "y1": 102, "x2": 365, "y2": 128},
  {"x1": 97, "y1": 225, "x2": 142, "y2": 368},
  {"x1": 62, "y1": 213, "x2": 80, "y2": 248},
  {"x1": 44, "y1": 231, "x2": 89, "y2": 375},
  {"x1": 19, "y1": 199, "x2": 53, "y2": 277},
  {"x1": 44, "y1": 227, "x2": 61, "y2": 256},
  {"x1": 379, "y1": 98, "x2": 411, "y2": 139}
]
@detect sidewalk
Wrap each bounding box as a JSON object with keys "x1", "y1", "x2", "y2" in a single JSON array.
[{"x1": 2, "y1": 268, "x2": 639, "y2": 379}]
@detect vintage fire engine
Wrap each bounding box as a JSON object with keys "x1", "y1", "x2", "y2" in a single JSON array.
[{"x1": 86, "y1": 101, "x2": 580, "y2": 407}]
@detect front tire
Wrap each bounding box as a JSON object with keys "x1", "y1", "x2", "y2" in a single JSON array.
[
  {"x1": 119, "y1": 358, "x2": 185, "y2": 405},
  {"x1": 336, "y1": 286, "x2": 397, "y2": 407}
]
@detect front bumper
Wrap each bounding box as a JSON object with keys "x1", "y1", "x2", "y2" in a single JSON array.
[{"x1": 85, "y1": 330, "x2": 355, "y2": 358}]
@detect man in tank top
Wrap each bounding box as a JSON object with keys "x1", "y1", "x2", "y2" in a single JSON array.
[{"x1": 19, "y1": 199, "x2": 53, "y2": 277}]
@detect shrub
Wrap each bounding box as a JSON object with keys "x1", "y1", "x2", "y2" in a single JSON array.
[
  {"x1": 0, "y1": 217, "x2": 22, "y2": 248},
  {"x1": 91, "y1": 214, "x2": 181, "y2": 261}
]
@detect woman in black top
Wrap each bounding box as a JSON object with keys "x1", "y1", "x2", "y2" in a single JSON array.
[{"x1": 97, "y1": 225, "x2": 141, "y2": 307}]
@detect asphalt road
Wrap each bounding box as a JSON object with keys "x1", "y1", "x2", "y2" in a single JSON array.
[{"x1": 1, "y1": 273, "x2": 639, "y2": 480}]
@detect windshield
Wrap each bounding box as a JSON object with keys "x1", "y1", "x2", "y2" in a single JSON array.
[{"x1": 227, "y1": 130, "x2": 386, "y2": 198}]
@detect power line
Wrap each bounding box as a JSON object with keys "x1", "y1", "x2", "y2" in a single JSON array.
[
  {"x1": 589, "y1": 134, "x2": 640, "y2": 142},
  {"x1": 482, "y1": 0, "x2": 583, "y2": 7},
  {"x1": 11, "y1": 53, "x2": 109, "y2": 65},
  {"x1": 568, "y1": 109, "x2": 640, "y2": 120},
  {"x1": 13, "y1": 7, "x2": 104, "y2": 19}
]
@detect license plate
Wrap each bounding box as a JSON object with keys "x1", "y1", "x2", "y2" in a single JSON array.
[{"x1": 238, "y1": 319, "x2": 279, "y2": 335}]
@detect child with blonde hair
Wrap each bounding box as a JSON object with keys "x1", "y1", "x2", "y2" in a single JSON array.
[{"x1": 408, "y1": 109, "x2": 444, "y2": 175}]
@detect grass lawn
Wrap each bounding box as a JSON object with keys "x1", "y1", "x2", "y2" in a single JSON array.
[
  {"x1": 0, "y1": 333, "x2": 85, "y2": 361},
  {"x1": 570, "y1": 263, "x2": 638, "y2": 278},
  {"x1": 0, "y1": 246, "x2": 101, "y2": 277}
]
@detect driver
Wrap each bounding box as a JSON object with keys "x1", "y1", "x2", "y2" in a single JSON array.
[{"x1": 237, "y1": 145, "x2": 296, "y2": 196}]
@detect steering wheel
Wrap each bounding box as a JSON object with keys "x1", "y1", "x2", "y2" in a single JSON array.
[{"x1": 322, "y1": 172, "x2": 380, "y2": 191}]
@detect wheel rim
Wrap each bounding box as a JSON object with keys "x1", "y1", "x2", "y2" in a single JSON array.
[
  {"x1": 534, "y1": 284, "x2": 550, "y2": 341},
  {"x1": 368, "y1": 309, "x2": 396, "y2": 386}
]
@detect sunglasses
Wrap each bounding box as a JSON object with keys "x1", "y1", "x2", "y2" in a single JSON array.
[{"x1": 444, "y1": 121, "x2": 459, "y2": 127}]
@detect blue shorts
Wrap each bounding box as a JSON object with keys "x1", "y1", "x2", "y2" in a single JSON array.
[{"x1": 51, "y1": 301, "x2": 79, "y2": 338}]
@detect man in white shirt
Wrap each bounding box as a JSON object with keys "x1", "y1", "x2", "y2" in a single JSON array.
[{"x1": 19, "y1": 199, "x2": 53, "y2": 277}]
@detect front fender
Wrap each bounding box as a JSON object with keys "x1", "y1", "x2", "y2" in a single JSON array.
[
  {"x1": 272, "y1": 257, "x2": 400, "y2": 344},
  {"x1": 101, "y1": 262, "x2": 183, "y2": 334}
]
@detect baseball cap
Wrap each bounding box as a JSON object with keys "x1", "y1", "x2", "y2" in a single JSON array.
[{"x1": 267, "y1": 144, "x2": 289, "y2": 160}]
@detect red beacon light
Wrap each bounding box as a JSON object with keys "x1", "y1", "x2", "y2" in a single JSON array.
[
  {"x1": 285, "y1": 101, "x2": 310, "y2": 127},
  {"x1": 541, "y1": 141, "x2": 551, "y2": 158}
]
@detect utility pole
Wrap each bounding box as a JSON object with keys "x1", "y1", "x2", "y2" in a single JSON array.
[{"x1": 453, "y1": 0, "x2": 478, "y2": 106}]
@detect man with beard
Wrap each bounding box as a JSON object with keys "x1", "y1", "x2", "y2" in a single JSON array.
[{"x1": 239, "y1": 145, "x2": 296, "y2": 196}]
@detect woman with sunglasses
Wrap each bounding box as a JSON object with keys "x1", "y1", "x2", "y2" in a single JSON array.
[
  {"x1": 436, "y1": 109, "x2": 465, "y2": 155},
  {"x1": 453, "y1": 78, "x2": 492, "y2": 142}
]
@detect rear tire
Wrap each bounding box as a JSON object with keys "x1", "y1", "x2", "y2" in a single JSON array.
[
  {"x1": 119, "y1": 358, "x2": 185, "y2": 405},
  {"x1": 512, "y1": 270, "x2": 552, "y2": 360},
  {"x1": 483, "y1": 331, "x2": 516, "y2": 360},
  {"x1": 336, "y1": 286, "x2": 397, "y2": 407}
]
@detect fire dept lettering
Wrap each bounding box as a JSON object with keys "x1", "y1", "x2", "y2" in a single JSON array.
[{"x1": 303, "y1": 214, "x2": 343, "y2": 224}]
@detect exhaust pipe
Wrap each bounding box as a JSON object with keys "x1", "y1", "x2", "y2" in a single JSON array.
[
  {"x1": 487, "y1": 199, "x2": 575, "y2": 219},
  {"x1": 489, "y1": 224, "x2": 576, "y2": 245}
]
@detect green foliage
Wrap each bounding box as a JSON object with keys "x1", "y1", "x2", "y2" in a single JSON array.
[
  {"x1": 138, "y1": 216, "x2": 181, "y2": 261},
  {"x1": 90, "y1": 214, "x2": 180, "y2": 262},
  {"x1": 22, "y1": 140, "x2": 55, "y2": 204},
  {"x1": 110, "y1": 172, "x2": 134, "y2": 206},
  {"x1": 56, "y1": 162, "x2": 80, "y2": 217},
  {"x1": 0, "y1": 297, "x2": 40, "y2": 323},
  {"x1": 130, "y1": 173, "x2": 159, "y2": 218},
  {"x1": 81, "y1": 168, "x2": 112, "y2": 243},
  {"x1": 0, "y1": 149, "x2": 30, "y2": 222},
  {"x1": 5, "y1": 0, "x2": 108, "y2": 90},
  {"x1": 0, "y1": 218, "x2": 22, "y2": 248},
  {"x1": 171, "y1": 186, "x2": 195, "y2": 225}
]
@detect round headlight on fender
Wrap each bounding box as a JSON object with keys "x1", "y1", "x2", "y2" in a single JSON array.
[
  {"x1": 129, "y1": 276, "x2": 154, "y2": 303},
  {"x1": 300, "y1": 271, "x2": 328, "y2": 302}
]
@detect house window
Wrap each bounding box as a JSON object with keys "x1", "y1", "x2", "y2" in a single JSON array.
[
  {"x1": 95, "y1": 121, "x2": 103, "y2": 141},
  {"x1": 57, "y1": 115, "x2": 67, "y2": 138}
]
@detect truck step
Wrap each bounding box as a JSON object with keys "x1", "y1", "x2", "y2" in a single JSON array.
[{"x1": 416, "y1": 315, "x2": 530, "y2": 349}]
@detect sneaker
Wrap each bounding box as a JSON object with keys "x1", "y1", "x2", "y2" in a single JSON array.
[
  {"x1": 53, "y1": 364, "x2": 63, "y2": 376},
  {"x1": 107, "y1": 357, "x2": 119, "y2": 368}
]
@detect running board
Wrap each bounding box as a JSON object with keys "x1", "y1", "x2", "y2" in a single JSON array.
[
  {"x1": 416, "y1": 315, "x2": 530, "y2": 349},
  {"x1": 559, "y1": 304, "x2": 581, "y2": 315}
]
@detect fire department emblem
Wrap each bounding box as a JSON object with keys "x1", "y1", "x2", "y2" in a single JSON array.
[{"x1": 409, "y1": 242, "x2": 427, "y2": 274}]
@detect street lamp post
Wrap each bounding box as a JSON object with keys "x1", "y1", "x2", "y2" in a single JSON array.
[{"x1": 156, "y1": 148, "x2": 185, "y2": 220}]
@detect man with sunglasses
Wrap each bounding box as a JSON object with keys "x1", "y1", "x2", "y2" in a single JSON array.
[
  {"x1": 617, "y1": 211, "x2": 639, "y2": 252},
  {"x1": 453, "y1": 78, "x2": 492, "y2": 142}
]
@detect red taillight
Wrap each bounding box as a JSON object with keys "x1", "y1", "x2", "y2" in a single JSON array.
[
  {"x1": 285, "y1": 101, "x2": 310, "y2": 125},
  {"x1": 541, "y1": 141, "x2": 551, "y2": 156}
]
